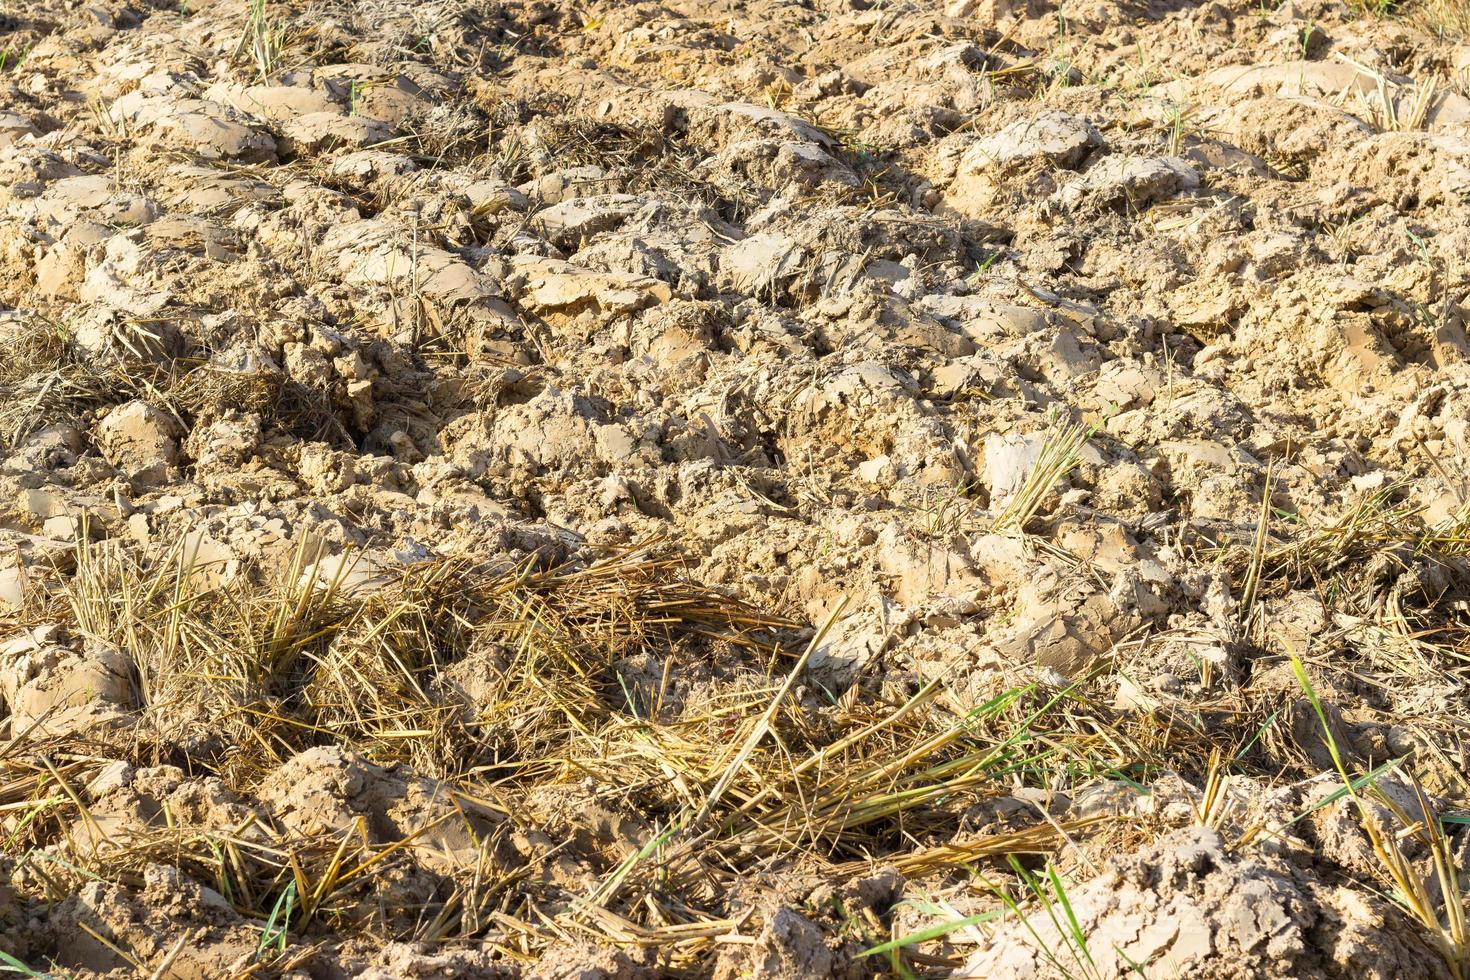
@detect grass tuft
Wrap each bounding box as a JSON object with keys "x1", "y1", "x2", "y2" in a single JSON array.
[{"x1": 992, "y1": 415, "x2": 1099, "y2": 536}]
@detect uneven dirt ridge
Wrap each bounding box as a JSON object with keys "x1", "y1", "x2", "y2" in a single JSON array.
[{"x1": 3, "y1": 0, "x2": 1470, "y2": 976}]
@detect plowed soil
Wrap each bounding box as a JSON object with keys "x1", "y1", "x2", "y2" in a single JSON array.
[{"x1": 3, "y1": 0, "x2": 1470, "y2": 977}]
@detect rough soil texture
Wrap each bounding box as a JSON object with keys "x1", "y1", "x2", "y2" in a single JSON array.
[{"x1": 4, "y1": 0, "x2": 1470, "y2": 976}]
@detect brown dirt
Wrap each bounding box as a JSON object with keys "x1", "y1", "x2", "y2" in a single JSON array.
[{"x1": 3, "y1": 0, "x2": 1470, "y2": 976}]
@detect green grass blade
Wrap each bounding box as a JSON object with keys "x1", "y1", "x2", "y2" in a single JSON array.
[
  {"x1": 1288, "y1": 653, "x2": 1352, "y2": 786},
  {"x1": 1048, "y1": 864, "x2": 1095, "y2": 970},
  {"x1": 0, "y1": 951, "x2": 47, "y2": 978},
  {"x1": 860, "y1": 909, "x2": 1007, "y2": 957}
]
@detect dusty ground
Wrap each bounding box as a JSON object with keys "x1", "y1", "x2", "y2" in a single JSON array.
[{"x1": 3, "y1": 0, "x2": 1470, "y2": 975}]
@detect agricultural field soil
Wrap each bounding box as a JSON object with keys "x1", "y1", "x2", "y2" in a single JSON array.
[{"x1": 4, "y1": 0, "x2": 1470, "y2": 976}]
